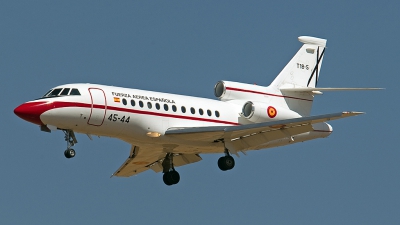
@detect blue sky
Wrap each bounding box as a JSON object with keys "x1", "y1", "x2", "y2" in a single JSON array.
[{"x1": 1, "y1": 1, "x2": 399, "y2": 224}]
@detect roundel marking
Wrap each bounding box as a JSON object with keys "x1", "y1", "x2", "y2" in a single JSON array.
[{"x1": 267, "y1": 106, "x2": 277, "y2": 118}]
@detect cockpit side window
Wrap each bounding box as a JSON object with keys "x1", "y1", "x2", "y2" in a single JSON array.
[
  {"x1": 48, "y1": 88, "x2": 63, "y2": 97},
  {"x1": 42, "y1": 89, "x2": 53, "y2": 97},
  {"x1": 69, "y1": 89, "x2": 81, "y2": 95},
  {"x1": 60, "y1": 88, "x2": 70, "y2": 96}
]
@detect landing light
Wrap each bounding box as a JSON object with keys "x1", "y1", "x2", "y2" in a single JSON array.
[{"x1": 146, "y1": 132, "x2": 161, "y2": 138}]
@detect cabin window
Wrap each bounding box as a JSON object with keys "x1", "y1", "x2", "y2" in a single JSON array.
[
  {"x1": 164, "y1": 104, "x2": 169, "y2": 111},
  {"x1": 207, "y1": 109, "x2": 212, "y2": 116},
  {"x1": 122, "y1": 98, "x2": 127, "y2": 105},
  {"x1": 60, "y1": 88, "x2": 70, "y2": 96},
  {"x1": 190, "y1": 107, "x2": 195, "y2": 114},
  {"x1": 215, "y1": 111, "x2": 220, "y2": 117},
  {"x1": 172, "y1": 105, "x2": 177, "y2": 112},
  {"x1": 199, "y1": 108, "x2": 204, "y2": 115},
  {"x1": 139, "y1": 101, "x2": 144, "y2": 108},
  {"x1": 156, "y1": 103, "x2": 160, "y2": 110},
  {"x1": 131, "y1": 100, "x2": 135, "y2": 106},
  {"x1": 181, "y1": 106, "x2": 186, "y2": 113},
  {"x1": 147, "y1": 102, "x2": 152, "y2": 109},
  {"x1": 70, "y1": 88, "x2": 81, "y2": 95}
]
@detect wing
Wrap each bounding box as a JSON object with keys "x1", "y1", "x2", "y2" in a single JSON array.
[
  {"x1": 166, "y1": 111, "x2": 363, "y2": 153},
  {"x1": 112, "y1": 145, "x2": 202, "y2": 177}
]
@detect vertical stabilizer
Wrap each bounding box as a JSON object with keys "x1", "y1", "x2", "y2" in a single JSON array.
[
  {"x1": 270, "y1": 36, "x2": 327, "y2": 89},
  {"x1": 268, "y1": 36, "x2": 327, "y2": 116}
]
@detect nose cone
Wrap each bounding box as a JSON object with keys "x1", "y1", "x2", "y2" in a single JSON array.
[{"x1": 14, "y1": 101, "x2": 53, "y2": 125}]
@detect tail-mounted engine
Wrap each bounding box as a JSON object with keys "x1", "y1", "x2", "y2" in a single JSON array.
[
  {"x1": 214, "y1": 80, "x2": 268, "y2": 102},
  {"x1": 241, "y1": 101, "x2": 301, "y2": 123}
]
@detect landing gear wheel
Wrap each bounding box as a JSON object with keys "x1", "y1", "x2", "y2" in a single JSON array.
[
  {"x1": 169, "y1": 170, "x2": 180, "y2": 184},
  {"x1": 218, "y1": 156, "x2": 235, "y2": 171},
  {"x1": 163, "y1": 170, "x2": 180, "y2": 186},
  {"x1": 64, "y1": 149, "x2": 76, "y2": 159},
  {"x1": 62, "y1": 130, "x2": 78, "y2": 159},
  {"x1": 163, "y1": 172, "x2": 173, "y2": 186}
]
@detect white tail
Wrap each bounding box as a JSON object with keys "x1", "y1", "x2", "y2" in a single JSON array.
[
  {"x1": 270, "y1": 36, "x2": 327, "y2": 89},
  {"x1": 268, "y1": 36, "x2": 327, "y2": 116}
]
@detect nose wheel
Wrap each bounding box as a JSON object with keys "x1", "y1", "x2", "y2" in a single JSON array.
[
  {"x1": 63, "y1": 129, "x2": 78, "y2": 159},
  {"x1": 64, "y1": 149, "x2": 76, "y2": 158}
]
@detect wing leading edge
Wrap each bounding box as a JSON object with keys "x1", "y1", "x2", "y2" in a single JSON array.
[{"x1": 166, "y1": 111, "x2": 363, "y2": 153}]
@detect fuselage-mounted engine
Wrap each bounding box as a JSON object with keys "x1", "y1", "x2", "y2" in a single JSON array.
[
  {"x1": 241, "y1": 101, "x2": 301, "y2": 123},
  {"x1": 214, "y1": 80, "x2": 268, "y2": 102}
]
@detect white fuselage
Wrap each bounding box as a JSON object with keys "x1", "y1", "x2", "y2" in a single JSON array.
[{"x1": 20, "y1": 83, "x2": 331, "y2": 155}]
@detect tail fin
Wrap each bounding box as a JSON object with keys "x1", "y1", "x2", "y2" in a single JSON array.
[
  {"x1": 269, "y1": 36, "x2": 327, "y2": 116},
  {"x1": 270, "y1": 36, "x2": 327, "y2": 89}
]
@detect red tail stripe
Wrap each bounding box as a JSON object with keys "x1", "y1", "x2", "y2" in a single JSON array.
[{"x1": 226, "y1": 87, "x2": 313, "y2": 102}]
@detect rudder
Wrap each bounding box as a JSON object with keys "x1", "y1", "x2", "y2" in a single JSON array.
[{"x1": 268, "y1": 36, "x2": 327, "y2": 116}]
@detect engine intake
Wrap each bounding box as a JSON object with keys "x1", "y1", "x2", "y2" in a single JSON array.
[{"x1": 214, "y1": 80, "x2": 268, "y2": 102}]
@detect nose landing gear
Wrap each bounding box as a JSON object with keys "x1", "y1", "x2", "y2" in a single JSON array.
[
  {"x1": 63, "y1": 130, "x2": 77, "y2": 159},
  {"x1": 64, "y1": 149, "x2": 76, "y2": 158}
]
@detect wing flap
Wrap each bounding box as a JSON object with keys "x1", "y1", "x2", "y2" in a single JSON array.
[
  {"x1": 113, "y1": 145, "x2": 203, "y2": 177},
  {"x1": 165, "y1": 129, "x2": 225, "y2": 142},
  {"x1": 147, "y1": 154, "x2": 202, "y2": 173},
  {"x1": 112, "y1": 146, "x2": 165, "y2": 177}
]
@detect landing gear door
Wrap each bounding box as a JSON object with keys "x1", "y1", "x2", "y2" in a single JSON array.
[{"x1": 88, "y1": 88, "x2": 107, "y2": 126}]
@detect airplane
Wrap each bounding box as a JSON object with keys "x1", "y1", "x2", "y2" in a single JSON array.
[{"x1": 14, "y1": 36, "x2": 380, "y2": 186}]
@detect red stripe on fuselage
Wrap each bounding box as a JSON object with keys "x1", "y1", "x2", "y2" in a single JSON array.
[
  {"x1": 52, "y1": 101, "x2": 239, "y2": 126},
  {"x1": 226, "y1": 87, "x2": 313, "y2": 102}
]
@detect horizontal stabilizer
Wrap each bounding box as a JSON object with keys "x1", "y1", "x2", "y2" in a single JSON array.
[
  {"x1": 298, "y1": 36, "x2": 327, "y2": 47},
  {"x1": 281, "y1": 87, "x2": 383, "y2": 94}
]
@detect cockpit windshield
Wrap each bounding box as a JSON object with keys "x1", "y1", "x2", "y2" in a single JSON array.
[
  {"x1": 42, "y1": 89, "x2": 53, "y2": 97},
  {"x1": 41, "y1": 88, "x2": 81, "y2": 98},
  {"x1": 48, "y1": 88, "x2": 63, "y2": 97},
  {"x1": 60, "y1": 88, "x2": 70, "y2": 96}
]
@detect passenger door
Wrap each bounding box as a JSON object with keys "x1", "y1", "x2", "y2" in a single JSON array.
[{"x1": 88, "y1": 88, "x2": 107, "y2": 126}]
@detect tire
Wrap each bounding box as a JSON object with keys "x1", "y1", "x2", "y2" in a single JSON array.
[
  {"x1": 224, "y1": 156, "x2": 235, "y2": 170},
  {"x1": 169, "y1": 170, "x2": 180, "y2": 185},
  {"x1": 64, "y1": 149, "x2": 75, "y2": 159},
  {"x1": 163, "y1": 172, "x2": 173, "y2": 186},
  {"x1": 218, "y1": 156, "x2": 235, "y2": 171},
  {"x1": 218, "y1": 157, "x2": 227, "y2": 171}
]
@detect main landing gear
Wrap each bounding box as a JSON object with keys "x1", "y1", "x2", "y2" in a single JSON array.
[
  {"x1": 162, "y1": 153, "x2": 180, "y2": 186},
  {"x1": 160, "y1": 149, "x2": 235, "y2": 185},
  {"x1": 63, "y1": 129, "x2": 77, "y2": 159},
  {"x1": 218, "y1": 148, "x2": 235, "y2": 171}
]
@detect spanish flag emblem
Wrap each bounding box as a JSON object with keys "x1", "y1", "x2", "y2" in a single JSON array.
[
  {"x1": 114, "y1": 97, "x2": 120, "y2": 103},
  {"x1": 267, "y1": 106, "x2": 277, "y2": 118}
]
